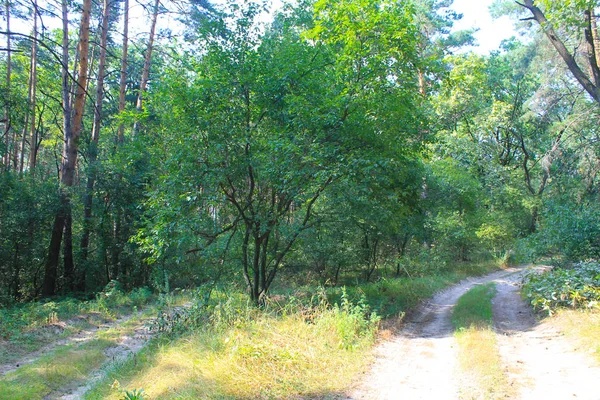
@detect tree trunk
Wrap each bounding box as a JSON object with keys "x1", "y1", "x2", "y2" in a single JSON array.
[
  {"x1": 28, "y1": 0, "x2": 39, "y2": 172},
  {"x1": 42, "y1": 0, "x2": 93, "y2": 297},
  {"x1": 117, "y1": 0, "x2": 129, "y2": 143},
  {"x1": 42, "y1": 203, "x2": 66, "y2": 296},
  {"x1": 519, "y1": 0, "x2": 600, "y2": 105},
  {"x1": 61, "y1": 0, "x2": 72, "y2": 146},
  {"x1": 3, "y1": 0, "x2": 11, "y2": 171},
  {"x1": 63, "y1": 209, "x2": 74, "y2": 291},
  {"x1": 133, "y1": 0, "x2": 160, "y2": 135},
  {"x1": 592, "y1": 13, "x2": 600, "y2": 68},
  {"x1": 530, "y1": 205, "x2": 538, "y2": 234},
  {"x1": 81, "y1": 0, "x2": 111, "y2": 270}
]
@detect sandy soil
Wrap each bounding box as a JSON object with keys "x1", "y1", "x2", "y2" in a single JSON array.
[
  {"x1": 493, "y1": 271, "x2": 600, "y2": 400},
  {"x1": 348, "y1": 265, "x2": 600, "y2": 400},
  {"x1": 58, "y1": 321, "x2": 154, "y2": 400}
]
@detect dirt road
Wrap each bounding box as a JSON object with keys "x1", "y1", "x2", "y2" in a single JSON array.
[{"x1": 348, "y1": 266, "x2": 600, "y2": 400}]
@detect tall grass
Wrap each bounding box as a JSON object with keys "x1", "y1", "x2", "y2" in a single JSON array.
[{"x1": 85, "y1": 290, "x2": 379, "y2": 399}]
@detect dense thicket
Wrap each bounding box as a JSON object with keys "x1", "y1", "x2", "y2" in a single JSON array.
[{"x1": 1, "y1": 0, "x2": 599, "y2": 304}]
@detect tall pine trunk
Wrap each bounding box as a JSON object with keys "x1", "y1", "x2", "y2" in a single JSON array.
[
  {"x1": 28, "y1": 0, "x2": 39, "y2": 172},
  {"x1": 42, "y1": 0, "x2": 93, "y2": 297},
  {"x1": 2, "y1": 0, "x2": 11, "y2": 171},
  {"x1": 117, "y1": 0, "x2": 129, "y2": 142},
  {"x1": 133, "y1": 0, "x2": 159, "y2": 135},
  {"x1": 80, "y1": 0, "x2": 111, "y2": 283}
]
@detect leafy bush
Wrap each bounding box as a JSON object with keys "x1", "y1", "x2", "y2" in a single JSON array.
[{"x1": 523, "y1": 262, "x2": 600, "y2": 315}]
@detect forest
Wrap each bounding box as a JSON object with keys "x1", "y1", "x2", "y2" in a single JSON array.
[
  {"x1": 1, "y1": 0, "x2": 599, "y2": 304},
  {"x1": 1, "y1": 0, "x2": 600, "y2": 398}
]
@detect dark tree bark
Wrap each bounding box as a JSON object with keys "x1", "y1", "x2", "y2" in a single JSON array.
[
  {"x1": 81, "y1": 0, "x2": 111, "y2": 276},
  {"x1": 42, "y1": 0, "x2": 93, "y2": 297}
]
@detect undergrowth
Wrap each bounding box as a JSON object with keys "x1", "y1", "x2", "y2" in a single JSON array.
[
  {"x1": 86, "y1": 262, "x2": 498, "y2": 398},
  {"x1": 522, "y1": 261, "x2": 600, "y2": 315},
  {"x1": 328, "y1": 261, "x2": 499, "y2": 318},
  {"x1": 85, "y1": 289, "x2": 380, "y2": 399},
  {"x1": 0, "y1": 284, "x2": 154, "y2": 341}
]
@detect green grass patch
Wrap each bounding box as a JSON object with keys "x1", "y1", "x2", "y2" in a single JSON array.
[
  {"x1": 85, "y1": 263, "x2": 499, "y2": 399},
  {"x1": 84, "y1": 291, "x2": 379, "y2": 399},
  {"x1": 452, "y1": 282, "x2": 512, "y2": 400},
  {"x1": 452, "y1": 283, "x2": 496, "y2": 329}
]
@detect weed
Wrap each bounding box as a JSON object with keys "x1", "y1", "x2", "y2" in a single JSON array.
[
  {"x1": 84, "y1": 292, "x2": 379, "y2": 399},
  {"x1": 122, "y1": 388, "x2": 146, "y2": 400}
]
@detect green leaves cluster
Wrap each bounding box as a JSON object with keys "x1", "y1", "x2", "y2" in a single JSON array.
[{"x1": 523, "y1": 262, "x2": 600, "y2": 314}]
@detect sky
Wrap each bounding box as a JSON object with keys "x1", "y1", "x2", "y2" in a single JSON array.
[
  {"x1": 2, "y1": 0, "x2": 519, "y2": 55},
  {"x1": 450, "y1": 0, "x2": 518, "y2": 53}
]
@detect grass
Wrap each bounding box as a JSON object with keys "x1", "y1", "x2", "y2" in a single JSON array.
[
  {"x1": 0, "y1": 262, "x2": 500, "y2": 399},
  {"x1": 85, "y1": 293, "x2": 378, "y2": 399},
  {"x1": 84, "y1": 262, "x2": 500, "y2": 399},
  {"x1": 452, "y1": 283, "x2": 496, "y2": 330},
  {"x1": 452, "y1": 283, "x2": 512, "y2": 400},
  {"x1": 0, "y1": 287, "x2": 194, "y2": 367},
  {"x1": 326, "y1": 261, "x2": 501, "y2": 319}
]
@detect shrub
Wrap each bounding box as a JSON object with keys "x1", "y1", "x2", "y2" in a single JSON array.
[{"x1": 523, "y1": 262, "x2": 600, "y2": 315}]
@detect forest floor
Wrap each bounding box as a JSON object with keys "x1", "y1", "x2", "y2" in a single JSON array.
[
  {"x1": 2, "y1": 266, "x2": 599, "y2": 399},
  {"x1": 347, "y1": 265, "x2": 600, "y2": 400}
]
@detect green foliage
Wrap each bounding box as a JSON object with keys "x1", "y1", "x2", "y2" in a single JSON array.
[
  {"x1": 122, "y1": 389, "x2": 146, "y2": 400},
  {"x1": 530, "y1": 200, "x2": 600, "y2": 262},
  {"x1": 523, "y1": 262, "x2": 600, "y2": 315},
  {"x1": 452, "y1": 283, "x2": 497, "y2": 329},
  {"x1": 317, "y1": 288, "x2": 380, "y2": 350}
]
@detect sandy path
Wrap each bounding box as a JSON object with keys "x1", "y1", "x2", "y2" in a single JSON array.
[
  {"x1": 58, "y1": 321, "x2": 154, "y2": 400},
  {"x1": 349, "y1": 265, "x2": 600, "y2": 400},
  {"x1": 493, "y1": 271, "x2": 600, "y2": 400},
  {"x1": 0, "y1": 312, "x2": 139, "y2": 377},
  {"x1": 349, "y1": 267, "x2": 522, "y2": 400}
]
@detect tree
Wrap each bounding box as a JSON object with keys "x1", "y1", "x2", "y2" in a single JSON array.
[
  {"x1": 133, "y1": 0, "x2": 160, "y2": 135},
  {"x1": 42, "y1": 0, "x2": 93, "y2": 296},
  {"x1": 516, "y1": 0, "x2": 600, "y2": 106},
  {"x1": 80, "y1": 0, "x2": 112, "y2": 280},
  {"x1": 135, "y1": 0, "x2": 428, "y2": 303}
]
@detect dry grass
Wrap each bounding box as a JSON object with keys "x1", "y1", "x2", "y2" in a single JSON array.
[
  {"x1": 452, "y1": 283, "x2": 513, "y2": 400},
  {"x1": 455, "y1": 327, "x2": 512, "y2": 400},
  {"x1": 550, "y1": 309, "x2": 600, "y2": 365},
  {"x1": 86, "y1": 311, "x2": 375, "y2": 399}
]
